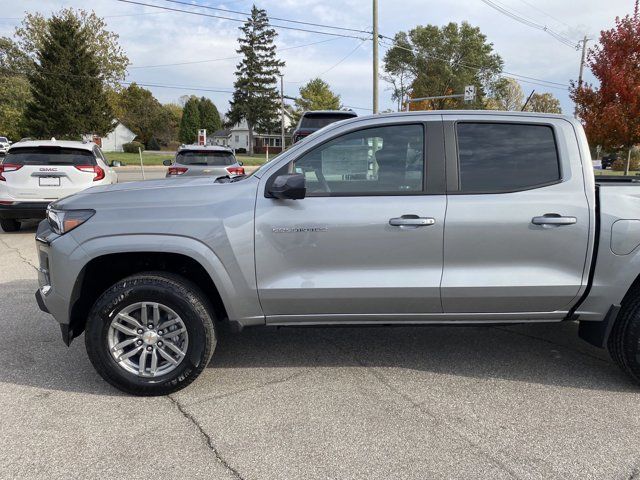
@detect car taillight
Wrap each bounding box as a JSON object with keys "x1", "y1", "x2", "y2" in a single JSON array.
[
  {"x1": 75, "y1": 165, "x2": 105, "y2": 181},
  {"x1": 168, "y1": 167, "x2": 188, "y2": 175},
  {"x1": 0, "y1": 164, "x2": 22, "y2": 181},
  {"x1": 226, "y1": 166, "x2": 245, "y2": 175}
]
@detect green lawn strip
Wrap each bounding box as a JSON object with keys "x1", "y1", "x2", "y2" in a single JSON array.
[{"x1": 105, "y1": 151, "x2": 269, "y2": 167}]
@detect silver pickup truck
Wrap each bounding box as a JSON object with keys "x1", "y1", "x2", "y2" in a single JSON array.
[{"x1": 34, "y1": 111, "x2": 640, "y2": 395}]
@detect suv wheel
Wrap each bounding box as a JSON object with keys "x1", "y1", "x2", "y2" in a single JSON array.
[
  {"x1": 85, "y1": 272, "x2": 216, "y2": 395},
  {"x1": 608, "y1": 290, "x2": 640, "y2": 384},
  {"x1": 0, "y1": 219, "x2": 20, "y2": 232}
]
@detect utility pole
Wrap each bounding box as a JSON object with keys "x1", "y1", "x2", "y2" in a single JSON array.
[
  {"x1": 578, "y1": 35, "x2": 589, "y2": 87},
  {"x1": 372, "y1": 0, "x2": 379, "y2": 114},
  {"x1": 279, "y1": 74, "x2": 285, "y2": 153}
]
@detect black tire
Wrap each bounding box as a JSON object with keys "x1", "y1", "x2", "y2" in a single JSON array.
[
  {"x1": 608, "y1": 288, "x2": 640, "y2": 383},
  {"x1": 85, "y1": 272, "x2": 216, "y2": 396},
  {"x1": 0, "y1": 219, "x2": 20, "y2": 232}
]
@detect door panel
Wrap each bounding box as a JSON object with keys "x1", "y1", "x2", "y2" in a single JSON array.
[
  {"x1": 255, "y1": 119, "x2": 446, "y2": 320},
  {"x1": 441, "y1": 118, "x2": 591, "y2": 314},
  {"x1": 255, "y1": 196, "x2": 446, "y2": 316}
]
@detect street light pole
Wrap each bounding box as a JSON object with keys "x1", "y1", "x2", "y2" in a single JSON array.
[
  {"x1": 279, "y1": 74, "x2": 285, "y2": 152},
  {"x1": 372, "y1": 0, "x2": 379, "y2": 114}
]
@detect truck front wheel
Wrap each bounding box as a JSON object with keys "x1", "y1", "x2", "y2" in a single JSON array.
[
  {"x1": 85, "y1": 272, "x2": 216, "y2": 395},
  {"x1": 608, "y1": 292, "x2": 640, "y2": 384}
]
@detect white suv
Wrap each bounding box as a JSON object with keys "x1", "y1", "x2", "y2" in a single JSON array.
[{"x1": 0, "y1": 140, "x2": 117, "y2": 232}]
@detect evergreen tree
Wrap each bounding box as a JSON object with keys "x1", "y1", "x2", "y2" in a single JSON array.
[
  {"x1": 227, "y1": 6, "x2": 284, "y2": 155},
  {"x1": 25, "y1": 13, "x2": 113, "y2": 138},
  {"x1": 179, "y1": 96, "x2": 200, "y2": 144},
  {"x1": 198, "y1": 97, "x2": 222, "y2": 135}
]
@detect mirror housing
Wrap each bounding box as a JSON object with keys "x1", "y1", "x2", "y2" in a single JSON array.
[
  {"x1": 269, "y1": 173, "x2": 306, "y2": 200},
  {"x1": 162, "y1": 159, "x2": 172, "y2": 166},
  {"x1": 238, "y1": 160, "x2": 243, "y2": 166},
  {"x1": 110, "y1": 160, "x2": 122, "y2": 167}
]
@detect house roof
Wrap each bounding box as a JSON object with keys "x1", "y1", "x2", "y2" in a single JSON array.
[{"x1": 212, "y1": 129, "x2": 231, "y2": 137}]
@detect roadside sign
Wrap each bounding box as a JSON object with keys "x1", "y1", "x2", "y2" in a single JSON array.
[
  {"x1": 464, "y1": 85, "x2": 476, "y2": 102},
  {"x1": 198, "y1": 129, "x2": 206, "y2": 146}
]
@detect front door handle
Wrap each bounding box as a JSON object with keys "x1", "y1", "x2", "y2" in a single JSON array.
[
  {"x1": 389, "y1": 215, "x2": 436, "y2": 227},
  {"x1": 532, "y1": 214, "x2": 577, "y2": 226}
]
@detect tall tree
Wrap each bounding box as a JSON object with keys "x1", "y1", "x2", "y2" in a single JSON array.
[
  {"x1": 524, "y1": 92, "x2": 562, "y2": 114},
  {"x1": 571, "y1": 1, "x2": 640, "y2": 174},
  {"x1": 293, "y1": 78, "x2": 341, "y2": 122},
  {"x1": 15, "y1": 8, "x2": 128, "y2": 86},
  {"x1": 198, "y1": 97, "x2": 222, "y2": 134},
  {"x1": 227, "y1": 6, "x2": 284, "y2": 155},
  {"x1": 485, "y1": 78, "x2": 524, "y2": 111},
  {"x1": 114, "y1": 83, "x2": 167, "y2": 146},
  {"x1": 25, "y1": 13, "x2": 113, "y2": 138},
  {"x1": 0, "y1": 37, "x2": 31, "y2": 140},
  {"x1": 179, "y1": 96, "x2": 200, "y2": 144},
  {"x1": 383, "y1": 22, "x2": 503, "y2": 110}
]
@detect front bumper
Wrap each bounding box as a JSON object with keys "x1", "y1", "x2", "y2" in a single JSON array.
[{"x1": 0, "y1": 201, "x2": 50, "y2": 220}]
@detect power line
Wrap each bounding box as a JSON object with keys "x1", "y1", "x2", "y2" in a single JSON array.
[
  {"x1": 114, "y1": 0, "x2": 369, "y2": 40},
  {"x1": 478, "y1": 0, "x2": 579, "y2": 49},
  {"x1": 514, "y1": 0, "x2": 575, "y2": 30},
  {"x1": 130, "y1": 37, "x2": 340, "y2": 69},
  {"x1": 163, "y1": 0, "x2": 372, "y2": 35},
  {"x1": 286, "y1": 39, "x2": 366, "y2": 84}
]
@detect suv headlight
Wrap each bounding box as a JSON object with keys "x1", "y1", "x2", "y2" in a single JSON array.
[{"x1": 47, "y1": 207, "x2": 95, "y2": 235}]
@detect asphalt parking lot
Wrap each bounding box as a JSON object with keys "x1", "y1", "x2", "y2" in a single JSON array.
[{"x1": 2, "y1": 179, "x2": 640, "y2": 479}]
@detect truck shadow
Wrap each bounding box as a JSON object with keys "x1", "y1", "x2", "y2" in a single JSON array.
[{"x1": 0, "y1": 278, "x2": 636, "y2": 396}]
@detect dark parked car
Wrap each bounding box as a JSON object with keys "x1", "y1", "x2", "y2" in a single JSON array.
[
  {"x1": 292, "y1": 110, "x2": 358, "y2": 143},
  {"x1": 601, "y1": 153, "x2": 619, "y2": 170}
]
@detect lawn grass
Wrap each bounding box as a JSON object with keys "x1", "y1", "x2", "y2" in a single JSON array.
[
  {"x1": 104, "y1": 151, "x2": 268, "y2": 167},
  {"x1": 595, "y1": 169, "x2": 640, "y2": 176}
]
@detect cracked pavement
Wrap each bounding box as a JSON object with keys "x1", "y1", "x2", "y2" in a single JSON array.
[{"x1": 2, "y1": 224, "x2": 640, "y2": 479}]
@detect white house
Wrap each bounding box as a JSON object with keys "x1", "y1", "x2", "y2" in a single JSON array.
[
  {"x1": 92, "y1": 122, "x2": 137, "y2": 152},
  {"x1": 211, "y1": 113, "x2": 295, "y2": 153}
]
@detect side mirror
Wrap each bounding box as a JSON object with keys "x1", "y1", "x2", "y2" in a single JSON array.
[
  {"x1": 162, "y1": 159, "x2": 172, "y2": 166},
  {"x1": 110, "y1": 160, "x2": 122, "y2": 167},
  {"x1": 269, "y1": 173, "x2": 306, "y2": 200},
  {"x1": 238, "y1": 160, "x2": 243, "y2": 166}
]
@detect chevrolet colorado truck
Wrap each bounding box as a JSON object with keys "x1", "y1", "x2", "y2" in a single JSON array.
[{"x1": 34, "y1": 111, "x2": 640, "y2": 395}]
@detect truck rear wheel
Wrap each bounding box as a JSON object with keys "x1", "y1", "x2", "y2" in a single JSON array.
[
  {"x1": 0, "y1": 219, "x2": 20, "y2": 232},
  {"x1": 608, "y1": 291, "x2": 640, "y2": 383},
  {"x1": 85, "y1": 272, "x2": 216, "y2": 395}
]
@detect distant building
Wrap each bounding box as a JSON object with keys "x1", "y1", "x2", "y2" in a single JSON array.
[
  {"x1": 89, "y1": 122, "x2": 137, "y2": 152},
  {"x1": 211, "y1": 111, "x2": 295, "y2": 154}
]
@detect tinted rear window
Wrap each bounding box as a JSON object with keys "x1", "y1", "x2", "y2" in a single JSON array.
[
  {"x1": 176, "y1": 150, "x2": 235, "y2": 166},
  {"x1": 300, "y1": 113, "x2": 357, "y2": 129},
  {"x1": 457, "y1": 123, "x2": 560, "y2": 193},
  {"x1": 5, "y1": 147, "x2": 96, "y2": 166}
]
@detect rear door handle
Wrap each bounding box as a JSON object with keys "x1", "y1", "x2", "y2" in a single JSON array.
[
  {"x1": 532, "y1": 214, "x2": 577, "y2": 226},
  {"x1": 389, "y1": 215, "x2": 436, "y2": 227}
]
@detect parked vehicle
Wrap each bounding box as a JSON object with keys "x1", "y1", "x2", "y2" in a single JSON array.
[
  {"x1": 292, "y1": 110, "x2": 358, "y2": 143},
  {"x1": 0, "y1": 137, "x2": 11, "y2": 154},
  {"x1": 164, "y1": 145, "x2": 244, "y2": 178},
  {"x1": 0, "y1": 140, "x2": 117, "y2": 232},
  {"x1": 34, "y1": 111, "x2": 640, "y2": 395},
  {"x1": 601, "y1": 153, "x2": 619, "y2": 170}
]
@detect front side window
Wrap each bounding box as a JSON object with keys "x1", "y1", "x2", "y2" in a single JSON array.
[
  {"x1": 287, "y1": 124, "x2": 424, "y2": 195},
  {"x1": 457, "y1": 123, "x2": 560, "y2": 193}
]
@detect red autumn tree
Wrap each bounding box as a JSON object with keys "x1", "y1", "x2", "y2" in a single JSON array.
[{"x1": 571, "y1": 1, "x2": 640, "y2": 174}]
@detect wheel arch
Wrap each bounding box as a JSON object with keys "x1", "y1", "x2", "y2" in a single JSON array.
[{"x1": 67, "y1": 239, "x2": 238, "y2": 344}]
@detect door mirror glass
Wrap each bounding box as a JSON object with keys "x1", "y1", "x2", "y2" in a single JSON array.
[
  {"x1": 269, "y1": 173, "x2": 306, "y2": 199},
  {"x1": 162, "y1": 159, "x2": 172, "y2": 166}
]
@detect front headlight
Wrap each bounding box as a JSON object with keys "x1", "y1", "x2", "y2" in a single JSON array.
[{"x1": 47, "y1": 207, "x2": 95, "y2": 235}]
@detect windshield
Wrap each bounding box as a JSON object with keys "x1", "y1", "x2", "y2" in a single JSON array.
[
  {"x1": 300, "y1": 113, "x2": 356, "y2": 129},
  {"x1": 4, "y1": 147, "x2": 96, "y2": 166},
  {"x1": 176, "y1": 150, "x2": 235, "y2": 166},
  {"x1": 0, "y1": 137, "x2": 7, "y2": 143}
]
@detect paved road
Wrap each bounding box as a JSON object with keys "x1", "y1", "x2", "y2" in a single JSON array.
[{"x1": 1, "y1": 226, "x2": 640, "y2": 479}]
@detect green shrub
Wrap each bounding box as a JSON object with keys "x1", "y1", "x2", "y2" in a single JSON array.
[
  {"x1": 164, "y1": 141, "x2": 181, "y2": 152},
  {"x1": 612, "y1": 149, "x2": 640, "y2": 171},
  {"x1": 147, "y1": 137, "x2": 160, "y2": 151},
  {"x1": 122, "y1": 141, "x2": 145, "y2": 153}
]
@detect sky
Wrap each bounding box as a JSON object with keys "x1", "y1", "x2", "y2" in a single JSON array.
[{"x1": 0, "y1": 0, "x2": 636, "y2": 116}]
